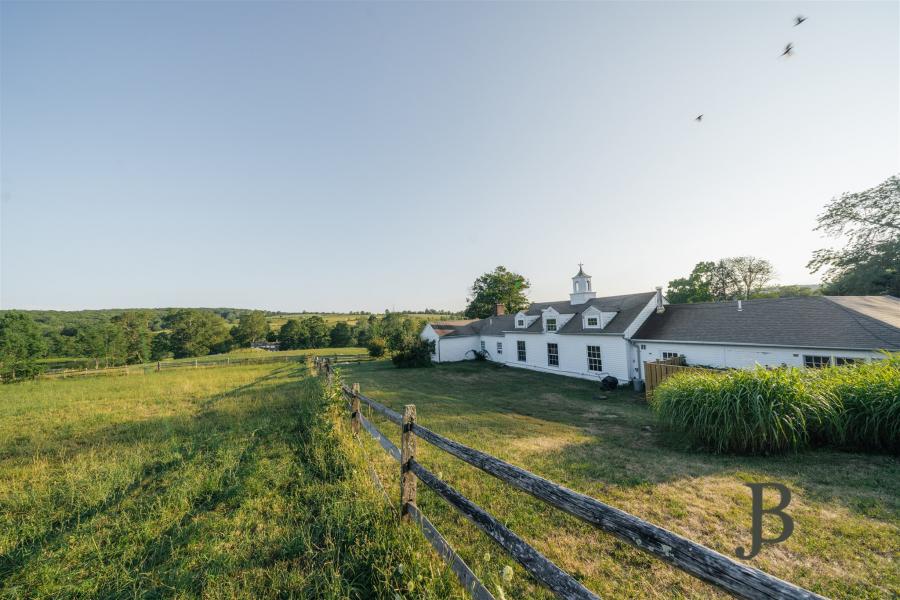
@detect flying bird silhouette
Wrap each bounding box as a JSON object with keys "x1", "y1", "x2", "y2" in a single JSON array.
[
  {"x1": 782, "y1": 43, "x2": 794, "y2": 57},
  {"x1": 794, "y1": 15, "x2": 806, "y2": 26},
  {"x1": 695, "y1": 114, "x2": 703, "y2": 122}
]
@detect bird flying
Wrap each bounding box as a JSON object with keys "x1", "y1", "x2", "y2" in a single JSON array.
[
  {"x1": 794, "y1": 15, "x2": 806, "y2": 26},
  {"x1": 782, "y1": 43, "x2": 793, "y2": 57},
  {"x1": 695, "y1": 114, "x2": 703, "y2": 122}
]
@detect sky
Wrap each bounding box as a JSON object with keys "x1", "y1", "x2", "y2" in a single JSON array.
[{"x1": 1, "y1": 1, "x2": 897, "y2": 312}]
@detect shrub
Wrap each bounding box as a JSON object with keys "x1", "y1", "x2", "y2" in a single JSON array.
[
  {"x1": 391, "y1": 338, "x2": 434, "y2": 368},
  {"x1": 814, "y1": 355, "x2": 900, "y2": 452},
  {"x1": 651, "y1": 366, "x2": 837, "y2": 454},
  {"x1": 367, "y1": 337, "x2": 386, "y2": 358}
]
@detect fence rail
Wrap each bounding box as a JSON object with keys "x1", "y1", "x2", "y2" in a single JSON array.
[
  {"x1": 38, "y1": 352, "x2": 372, "y2": 380},
  {"x1": 315, "y1": 356, "x2": 825, "y2": 600}
]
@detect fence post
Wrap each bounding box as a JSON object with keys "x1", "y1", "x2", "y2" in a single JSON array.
[
  {"x1": 400, "y1": 404, "x2": 418, "y2": 523},
  {"x1": 351, "y1": 383, "x2": 361, "y2": 435},
  {"x1": 194, "y1": 359, "x2": 198, "y2": 368},
  {"x1": 156, "y1": 361, "x2": 161, "y2": 372}
]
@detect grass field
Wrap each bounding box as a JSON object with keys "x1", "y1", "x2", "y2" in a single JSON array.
[
  {"x1": 265, "y1": 313, "x2": 457, "y2": 330},
  {"x1": 0, "y1": 363, "x2": 462, "y2": 599},
  {"x1": 341, "y1": 361, "x2": 899, "y2": 599}
]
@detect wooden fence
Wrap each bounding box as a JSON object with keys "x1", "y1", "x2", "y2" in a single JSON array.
[
  {"x1": 39, "y1": 352, "x2": 373, "y2": 380},
  {"x1": 314, "y1": 357, "x2": 824, "y2": 600},
  {"x1": 643, "y1": 356, "x2": 715, "y2": 398}
]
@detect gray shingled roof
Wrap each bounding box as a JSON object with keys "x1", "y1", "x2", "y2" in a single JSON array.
[
  {"x1": 435, "y1": 292, "x2": 656, "y2": 338},
  {"x1": 632, "y1": 296, "x2": 900, "y2": 350}
]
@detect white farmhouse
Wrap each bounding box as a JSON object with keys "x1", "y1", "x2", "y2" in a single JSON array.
[{"x1": 420, "y1": 266, "x2": 900, "y2": 386}]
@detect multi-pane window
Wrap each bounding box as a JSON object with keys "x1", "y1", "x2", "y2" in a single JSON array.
[
  {"x1": 517, "y1": 341, "x2": 527, "y2": 362},
  {"x1": 804, "y1": 355, "x2": 831, "y2": 368},
  {"x1": 586, "y1": 317, "x2": 599, "y2": 327},
  {"x1": 480, "y1": 341, "x2": 486, "y2": 352},
  {"x1": 587, "y1": 346, "x2": 603, "y2": 372},
  {"x1": 662, "y1": 352, "x2": 680, "y2": 359},
  {"x1": 547, "y1": 343, "x2": 559, "y2": 367},
  {"x1": 834, "y1": 357, "x2": 858, "y2": 366},
  {"x1": 517, "y1": 319, "x2": 525, "y2": 327},
  {"x1": 497, "y1": 342, "x2": 503, "y2": 355},
  {"x1": 546, "y1": 318, "x2": 557, "y2": 332}
]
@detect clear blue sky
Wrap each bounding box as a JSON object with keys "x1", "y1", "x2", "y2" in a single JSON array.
[{"x1": 1, "y1": 1, "x2": 897, "y2": 312}]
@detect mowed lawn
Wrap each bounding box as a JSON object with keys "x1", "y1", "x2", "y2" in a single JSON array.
[
  {"x1": 0, "y1": 363, "x2": 462, "y2": 599},
  {"x1": 342, "y1": 360, "x2": 899, "y2": 600}
]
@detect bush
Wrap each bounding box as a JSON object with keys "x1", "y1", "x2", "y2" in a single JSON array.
[
  {"x1": 651, "y1": 356, "x2": 900, "y2": 454},
  {"x1": 814, "y1": 355, "x2": 900, "y2": 452},
  {"x1": 391, "y1": 338, "x2": 434, "y2": 368},
  {"x1": 651, "y1": 367, "x2": 835, "y2": 454},
  {"x1": 367, "y1": 337, "x2": 386, "y2": 358}
]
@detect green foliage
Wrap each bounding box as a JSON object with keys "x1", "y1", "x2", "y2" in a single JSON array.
[
  {"x1": 0, "y1": 312, "x2": 46, "y2": 382},
  {"x1": 391, "y1": 338, "x2": 435, "y2": 368},
  {"x1": 809, "y1": 174, "x2": 900, "y2": 296},
  {"x1": 231, "y1": 310, "x2": 269, "y2": 347},
  {"x1": 150, "y1": 331, "x2": 173, "y2": 360},
  {"x1": 167, "y1": 309, "x2": 231, "y2": 358},
  {"x1": 77, "y1": 322, "x2": 126, "y2": 368},
  {"x1": 815, "y1": 355, "x2": 900, "y2": 452},
  {"x1": 366, "y1": 337, "x2": 386, "y2": 358},
  {"x1": 652, "y1": 358, "x2": 900, "y2": 454},
  {"x1": 278, "y1": 319, "x2": 305, "y2": 350},
  {"x1": 666, "y1": 257, "x2": 775, "y2": 303},
  {"x1": 112, "y1": 310, "x2": 152, "y2": 364},
  {"x1": 303, "y1": 316, "x2": 331, "y2": 349},
  {"x1": 329, "y1": 321, "x2": 353, "y2": 348},
  {"x1": 464, "y1": 266, "x2": 530, "y2": 319}
]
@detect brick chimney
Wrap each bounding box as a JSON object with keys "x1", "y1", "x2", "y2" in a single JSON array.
[{"x1": 495, "y1": 303, "x2": 505, "y2": 316}]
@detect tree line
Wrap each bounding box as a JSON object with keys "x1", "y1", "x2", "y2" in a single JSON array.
[{"x1": 0, "y1": 308, "x2": 437, "y2": 382}]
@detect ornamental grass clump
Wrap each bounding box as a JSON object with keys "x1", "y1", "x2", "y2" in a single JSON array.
[
  {"x1": 813, "y1": 355, "x2": 900, "y2": 452},
  {"x1": 651, "y1": 366, "x2": 836, "y2": 454}
]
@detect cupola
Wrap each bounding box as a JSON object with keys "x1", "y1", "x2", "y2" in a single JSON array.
[{"x1": 570, "y1": 263, "x2": 598, "y2": 305}]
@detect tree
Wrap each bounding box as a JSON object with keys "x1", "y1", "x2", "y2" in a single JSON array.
[
  {"x1": 391, "y1": 338, "x2": 435, "y2": 368},
  {"x1": 666, "y1": 257, "x2": 774, "y2": 303},
  {"x1": 302, "y1": 316, "x2": 330, "y2": 349},
  {"x1": 330, "y1": 321, "x2": 353, "y2": 347},
  {"x1": 231, "y1": 311, "x2": 269, "y2": 347},
  {"x1": 464, "y1": 266, "x2": 530, "y2": 319},
  {"x1": 367, "y1": 337, "x2": 386, "y2": 358},
  {"x1": 112, "y1": 310, "x2": 152, "y2": 364},
  {"x1": 167, "y1": 309, "x2": 230, "y2": 358},
  {"x1": 0, "y1": 312, "x2": 46, "y2": 381},
  {"x1": 666, "y1": 261, "x2": 715, "y2": 304},
  {"x1": 278, "y1": 319, "x2": 305, "y2": 350},
  {"x1": 78, "y1": 322, "x2": 125, "y2": 368},
  {"x1": 150, "y1": 332, "x2": 172, "y2": 360},
  {"x1": 808, "y1": 175, "x2": 900, "y2": 296},
  {"x1": 729, "y1": 256, "x2": 776, "y2": 300}
]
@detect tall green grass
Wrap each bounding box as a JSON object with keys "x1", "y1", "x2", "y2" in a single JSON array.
[{"x1": 651, "y1": 354, "x2": 899, "y2": 454}]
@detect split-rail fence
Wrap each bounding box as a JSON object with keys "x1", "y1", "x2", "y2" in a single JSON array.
[{"x1": 314, "y1": 357, "x2": 825, "y2": 600}]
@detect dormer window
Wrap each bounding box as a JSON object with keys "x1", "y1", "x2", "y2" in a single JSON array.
[
  {"x1": 517, "y1": 318, "x2": 525, "y2": 327},
  {"x1": 586, "y1": 317, "x2": 599, "y2": 327},
  {"x1": 546, "y1": 318, "x2": 557, "y2": 332}
]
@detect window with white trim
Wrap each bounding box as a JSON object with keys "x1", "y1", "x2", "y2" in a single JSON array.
[
  {"x1": 804, "y1": 355, "x2": 830, "y2": 368},
  {"x1": 547, "y1": 343, "x2": 559, "y2": 367},
  {"x1": 546, "y1": 318, "x2": 557, "y2": 332},
  {"x1": 480, "y1": 341, "x2": 486, "y2": 352},
  {"x1": 517, "y1": 318, "x2": 525, "y2": 328},
  {"x1": 517, "y1": 341, "x2": 526, "y2": 362},
  {"x1": 586, "y1": 316, "x2": 599, "y2": 327},
  {"x1": 587, "y1": 345, "x2": 603, "y2": 371},
  {"x1": 834, "y1": 357, "x2": 858, "y2": 366},
  {"x1": 662, "y1": 352, "x2": 680, "y2": 359},
  {"x1": 496, "y1": 342, "x2": 502, "y2": 355}
]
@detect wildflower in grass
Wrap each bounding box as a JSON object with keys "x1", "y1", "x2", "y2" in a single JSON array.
[
  {"x1": 396, "y1": 563, "x2": 405, "y2": 575},
  {"x1": 496, "y1": 585, "x2": 508, "y2": 600},
  {"x1": 483, "y1": 552, "x2": 491, "y2": 562},
  {"x1": 502, "y1": 565, "x2": 514, "y2": 582},
  {"x1": 407, "y1": 580, "x2": 415, "y2": 592}
]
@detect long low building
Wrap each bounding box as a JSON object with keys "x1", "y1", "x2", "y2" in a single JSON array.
[{"x1": 421, "y1": 266, "x2": 900, "y2": 386}]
